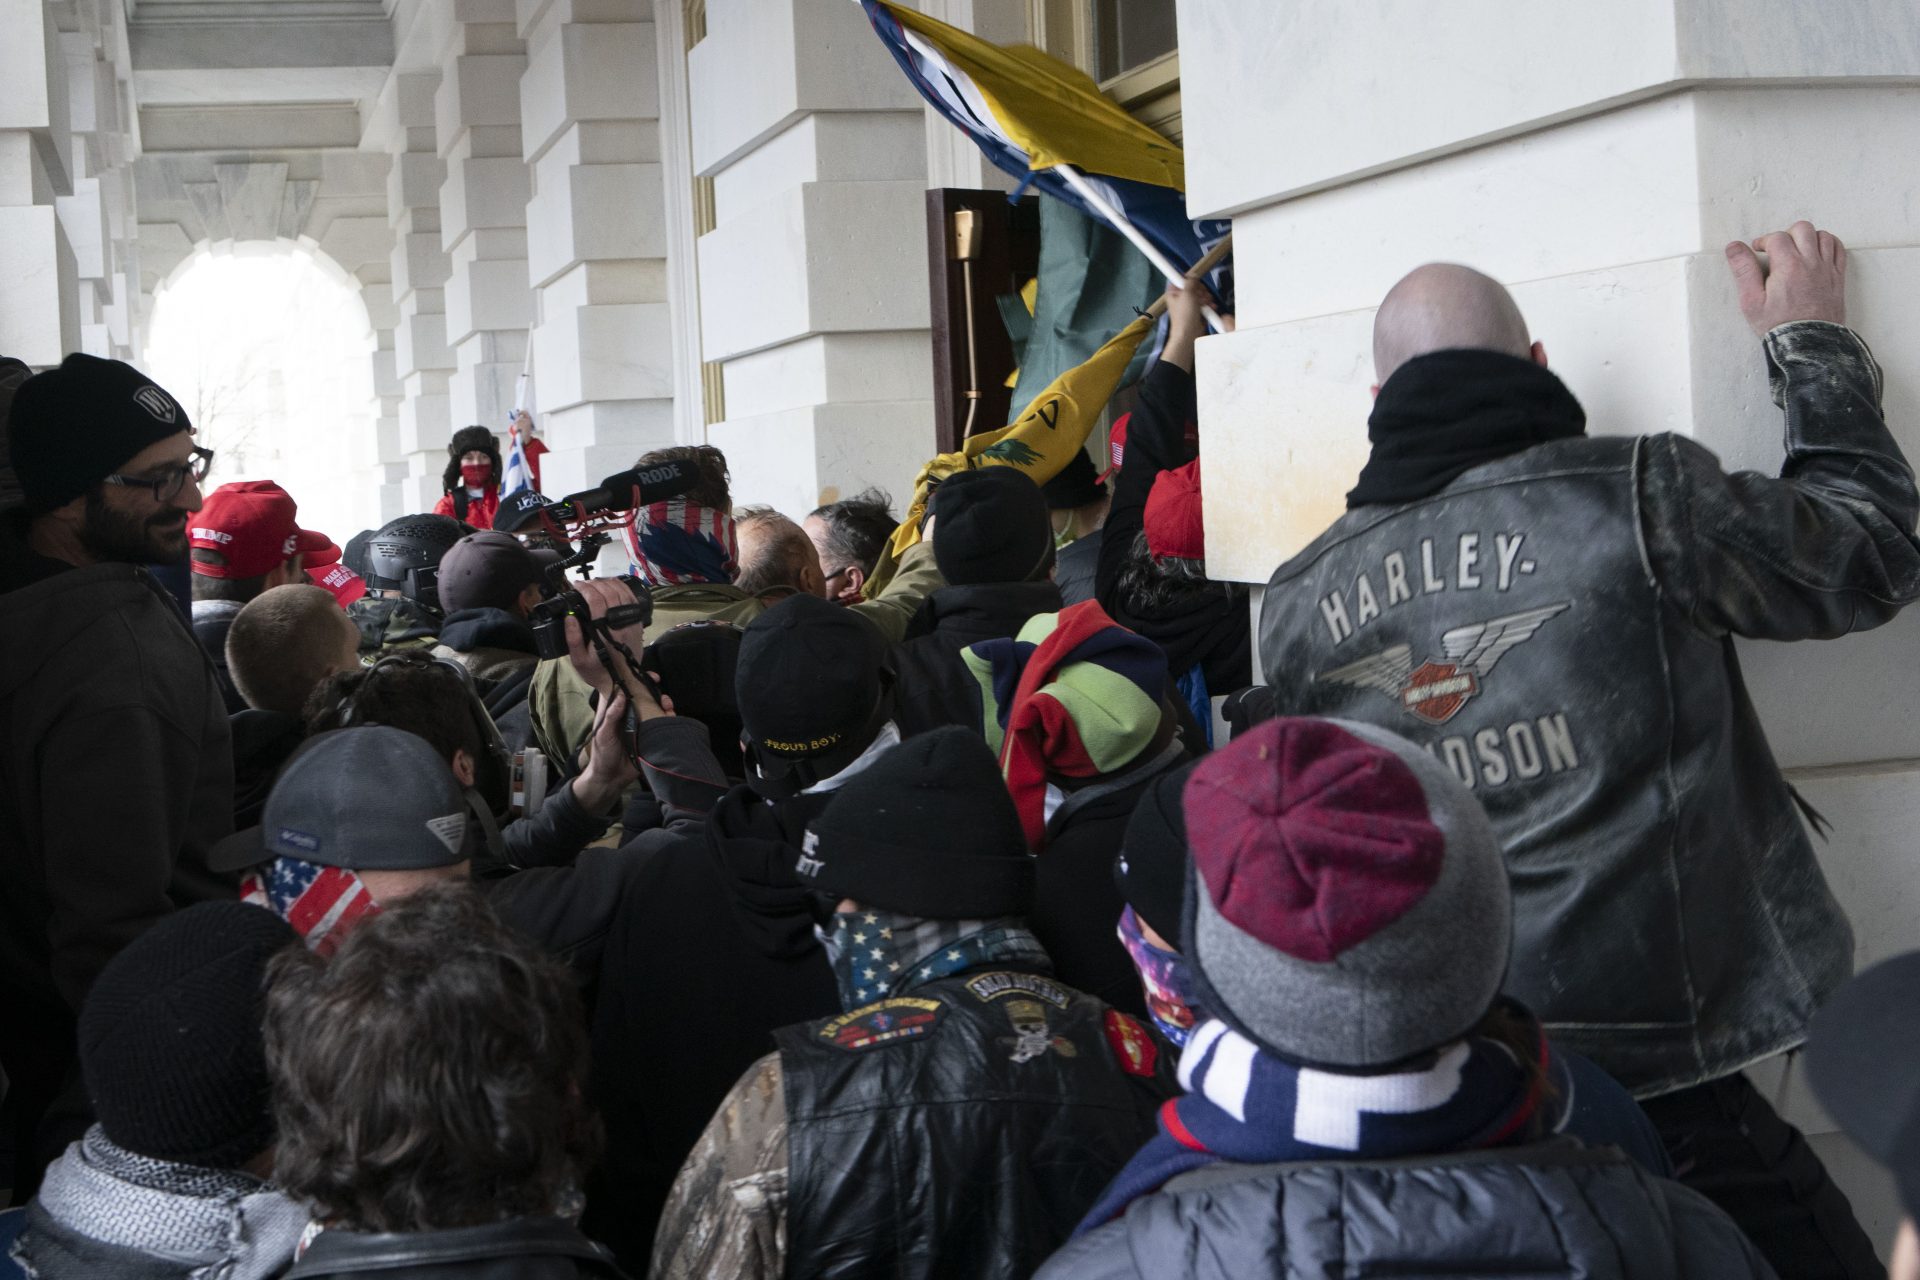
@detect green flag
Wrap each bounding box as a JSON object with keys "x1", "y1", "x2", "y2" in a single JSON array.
[{"x1": 1004, "y1": 197, "x2": 1160, "y2": 426}]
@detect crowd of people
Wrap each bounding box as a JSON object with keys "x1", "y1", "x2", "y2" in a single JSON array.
[{"x1": 0, "y1": 218, "x2": 1916, "y2": 1279}]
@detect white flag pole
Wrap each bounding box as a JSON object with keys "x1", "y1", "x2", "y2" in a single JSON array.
[{"x1": 1051, "y1": 163, "x2": 1224, "y2": 331}]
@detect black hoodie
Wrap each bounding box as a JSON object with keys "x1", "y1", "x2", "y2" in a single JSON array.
[
  {"x1": 0, "y1": 511, "x2": 234, "y2": 1196},
  {"x1": 892, "y1": 580, "x2": 1064, "y2": 735},
  {"x1": 582, "y1": 783, "x2": 839, "y2": 1271}
]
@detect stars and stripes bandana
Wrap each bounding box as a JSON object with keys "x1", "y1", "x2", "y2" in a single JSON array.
[
  {"x1": 622, "y1": 498, "x2": 739, "y2": 586},
  {"x1": 1075, "y1": 1002, "x2": 1569, "y2": 1233},
  {"x1": 822, "y1": 910, "x2": 1050, "y2": 1009},
  {"x1": 240, "y1": 856, "x2": 380, "y2": 958},
  {"x1": 963, "y1": 600, "x2": 1167, "y2": 847}
]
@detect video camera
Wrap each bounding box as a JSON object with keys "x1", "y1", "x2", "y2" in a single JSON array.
[{"x1": 528, "y1": 574, "x2": 652, "y2": 662}]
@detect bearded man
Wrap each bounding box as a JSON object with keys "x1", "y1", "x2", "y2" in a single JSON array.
[{"x1": 0, "y1": 353, "x2": 235, "y2": 1201}]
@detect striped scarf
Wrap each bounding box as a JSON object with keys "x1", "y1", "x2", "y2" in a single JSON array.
[
  {"x1": 624, "y1": 498, "x2": 739, "y2": 586},
  {"x1": 1076, "y1": 1004, "x2": 1568, "y2": 1233},
  {"x1": 963, "y1": 600, "x2": 1167, "y2": 847},
  {"x1": 240, "y1": 856, "x2": 379, "y2": 957}
]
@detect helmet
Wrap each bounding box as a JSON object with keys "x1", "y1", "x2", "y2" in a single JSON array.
[{"x1": 362, "y1": 514, "x2": 465, "y2": 617}]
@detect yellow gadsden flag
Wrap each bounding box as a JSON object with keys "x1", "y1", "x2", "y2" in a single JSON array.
[{"x1": 865, "y1": 313, "x2": 1154, "y2": 598}]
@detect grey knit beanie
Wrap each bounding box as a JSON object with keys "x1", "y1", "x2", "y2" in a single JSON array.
[{"x1": 1180, "y1": 716, "x2": 1511, "y2": 1068}]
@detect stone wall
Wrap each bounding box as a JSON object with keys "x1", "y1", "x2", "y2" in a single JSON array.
[{"x1": 1177, "y1": 0, "x2": 1920, "y2": 1251}]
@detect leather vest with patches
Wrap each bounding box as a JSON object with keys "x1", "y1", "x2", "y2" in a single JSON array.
[
  {"x1": 1259, "y1": 435, "x2": 1854, "y2": 1097},
  {"x1": 775, "y1": 968, "x2": 1174, "y2": 1280}
]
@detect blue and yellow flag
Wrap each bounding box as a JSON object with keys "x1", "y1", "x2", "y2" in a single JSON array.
[{"x1": 859, "y1": 0, "x2": 1229, "y2": 297}]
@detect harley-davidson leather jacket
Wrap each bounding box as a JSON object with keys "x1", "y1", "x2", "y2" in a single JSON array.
[{"x1": 1257, "y1": 321, "x2": 1920, "y2": 1097}]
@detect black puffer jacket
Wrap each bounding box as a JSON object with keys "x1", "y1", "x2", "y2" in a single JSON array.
[
  {"x1": 1036, "y1": 1141, "x2": 1775, "y2": 1279},
  {"x1": 1258, "y1": 322, "x2": 1920, "y2": 1096},
  {"x1": 284, "y1": 1218, "x2": 628, "y2": 1279}
]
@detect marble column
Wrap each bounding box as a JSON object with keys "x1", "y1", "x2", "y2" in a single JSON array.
[
  {"x1": 379, "y1": 70, "x2": 458, "y2": 515},
  {"x1": 1, "y1": 0, "x2": 79, "y2": 367},
  {"x1": 436, "y1": 0, "x2": 532, "y2": 470},
  {"x1": 517, "y1": 0, "x2": 674, "y2": 498},
  {"x1": 1177, "y1": 0, "x2": 1920, "y2": 1250},
  {"x1": 688, "y1": 0, "x2": 936, "y2": 518}
]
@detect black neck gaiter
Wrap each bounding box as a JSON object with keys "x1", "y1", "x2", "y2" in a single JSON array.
[{"x1": 1347, "y1": 349, "x2": 1586, "y2": 509}]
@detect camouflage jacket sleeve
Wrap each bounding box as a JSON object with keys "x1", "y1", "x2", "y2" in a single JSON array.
[
  {"x1": 850, "y1": 539, "x2": 945, "y2": 643},
  {"x1": 650, "y1": 1052, "x2": 790, "y2": 1280}
]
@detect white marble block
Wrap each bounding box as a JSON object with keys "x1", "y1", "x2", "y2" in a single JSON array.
[
  {"x1": 0, "y1": 206, "x2": 78, "y2": 366},
  {"x1": 711, "y1": 400, "x2": 937, "y2": 521}
]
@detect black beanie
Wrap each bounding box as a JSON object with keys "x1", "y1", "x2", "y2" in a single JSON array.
[
  {"x1": 9, "y1": 354, "x2": 193, "y2": 509},
  {"x1": 802, "y1": 726, "x2": 1036, "y2": 918},
  {"x1": 1040, "y1": 448, "x2": 1106, "y2": 510},
  {"x1": 931, "y1": 467, "x2": 1055, "y2": 586},
  {"x1": 78, "y1": 902, "x2": 298, "y2": 1168},
  {"x1": 1113, "y1": 760, "x2": 1197, "y2": 941}
]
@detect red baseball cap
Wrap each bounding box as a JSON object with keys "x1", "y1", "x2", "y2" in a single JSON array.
[
  {"x1": 307, "y1": 558, "x2": 367, "y2": 608},
  {"x1": 1144, "y1": 459, "x2": 1205, "y2": 563},
  {"x1": 1098, "y1": 414, "x2": 1129, "y2": 484},
  {"x1": 189, "y1": 481, "x2": 331, "y2": 579}
]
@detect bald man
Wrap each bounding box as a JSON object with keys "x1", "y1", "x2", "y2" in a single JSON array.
[{"x1": 1257, "y1": 222, "x2": 1918, "y2": 1280}]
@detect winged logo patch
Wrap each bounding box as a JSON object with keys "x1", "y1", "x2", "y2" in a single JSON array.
[{"x1": 1315, "y1": 603, "x2": 1571, "y2": 725}]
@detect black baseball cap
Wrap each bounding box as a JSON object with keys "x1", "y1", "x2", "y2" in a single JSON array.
[
  {"x1": 438, "y1": 531, "x2": 542, "y2": 615},
  {"x1": 735, "y1": 594, "x2": 890, "y2": 798},
  {"x1": 494, "y1": 488, "x2": 552, "y2": 534},
  {"x1": 1806, "y1": 951, "x2": 1920, "y2": 1220}
]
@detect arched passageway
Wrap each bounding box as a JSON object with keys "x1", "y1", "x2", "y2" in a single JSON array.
[{"x1": 144, "y1": 241, "x2": 381, "y2": 543}]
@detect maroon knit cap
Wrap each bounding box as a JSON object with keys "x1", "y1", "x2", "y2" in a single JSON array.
[{"x1": 1182, "y1": 717, "x2": 1511, "y2": 1067}]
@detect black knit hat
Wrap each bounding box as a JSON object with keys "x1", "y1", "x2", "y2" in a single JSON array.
[
  {"x1": 1041, "y1": 448, "x2": 1106, "y2": 510},
  {"x1": 802, "y1": 726, "x2": 1036, "y2": 917},
  {"x1": 931, "y1": 467, "x2": 1055, "y2": 586},
  {"x1": 736, "y1": 593, "x2": 889, "y2": 797},
  {"x1": 9, "y1": 354, "x2": 193, "y2": 509},
  {"x1": 78, "y1": 902, "x2": 298, "y2": 1167},
  {"x1": 1113, "y1": 759, "x2": 1198, "y2": 940}
]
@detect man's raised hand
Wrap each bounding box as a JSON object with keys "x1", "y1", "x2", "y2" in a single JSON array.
[{"x1": 1725, "y1": 220, "x2": 1847, "y2": 338}]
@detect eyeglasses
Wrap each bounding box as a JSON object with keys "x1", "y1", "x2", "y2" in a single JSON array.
[{"x1": 101, "y1": 445, "x2": 214, "y2": 503}]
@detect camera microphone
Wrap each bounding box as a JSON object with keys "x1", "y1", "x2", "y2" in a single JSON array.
[{"x1": 557, "y1": 460, "x2": 698, "y2": 519}]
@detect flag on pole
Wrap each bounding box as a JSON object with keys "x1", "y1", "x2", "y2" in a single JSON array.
[
  {"x1": 857, "y1": 0, "x2": 1230, "y2": 306},
  {"x1": 500, "y1": 423, "x2": 533, "y2": 499},
  {"x1": 864, "y1": 312, "x2": 1155, "y2": 598}
]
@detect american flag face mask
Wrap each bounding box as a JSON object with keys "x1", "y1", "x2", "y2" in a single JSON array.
[
  {"x1": 241, "y1": 855, "x2": 380, "y2": 957},
  {"x1": 623, "y1": 499, "x2": 739, "y2": 587}
]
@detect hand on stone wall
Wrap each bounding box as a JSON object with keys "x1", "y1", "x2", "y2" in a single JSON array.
[{"x1": 1726, "y1": 221, "x2": 1848, "y2": 338}]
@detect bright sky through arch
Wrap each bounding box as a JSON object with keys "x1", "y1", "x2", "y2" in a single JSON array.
[{"x1": 144, "y1": 245, "x2": 380, "y2": 547}]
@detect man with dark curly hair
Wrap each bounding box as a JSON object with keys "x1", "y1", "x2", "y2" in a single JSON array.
[{"x1": 263, "y1": 885, "x2": 626, "y2": 1278}]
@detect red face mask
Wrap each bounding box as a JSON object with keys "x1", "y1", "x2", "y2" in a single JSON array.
[{"x1": 460, "y1": 462, "x2": 490, "y2": 489}]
